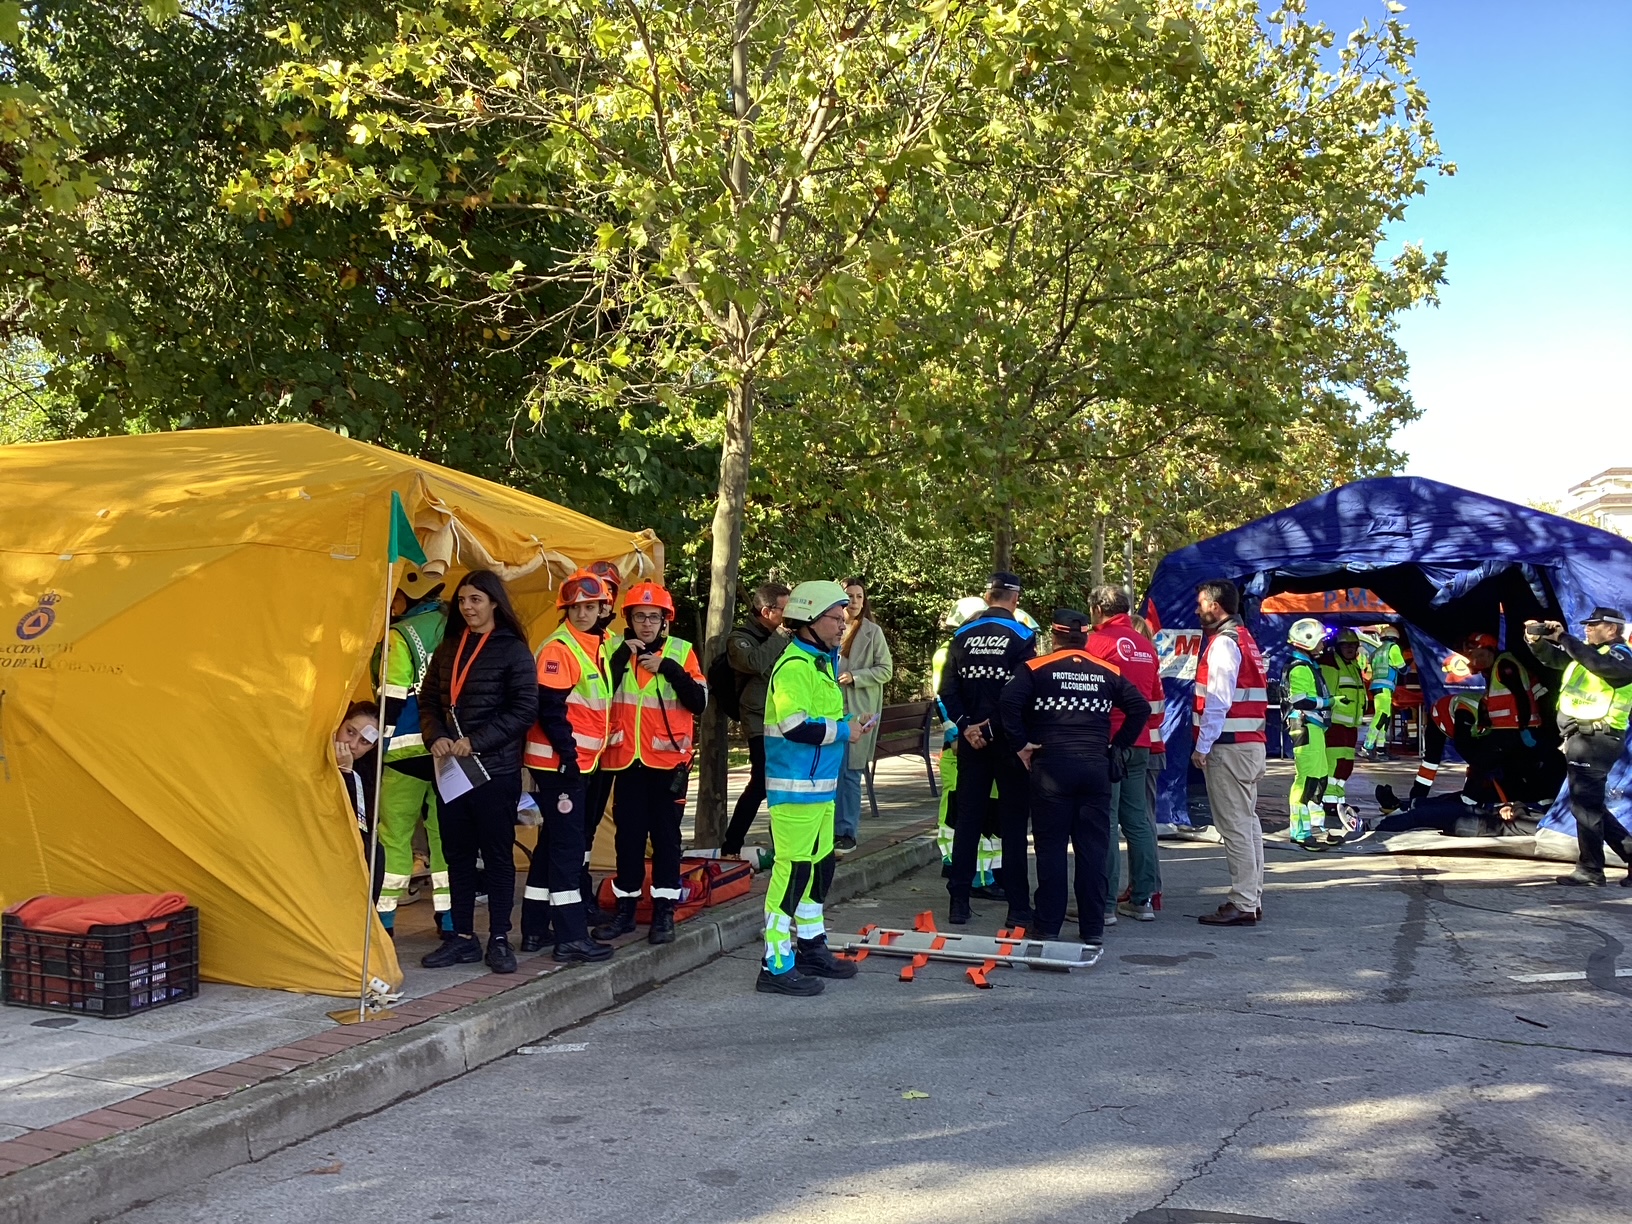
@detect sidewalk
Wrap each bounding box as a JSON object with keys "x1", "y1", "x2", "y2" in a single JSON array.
[{"x1": 0, "y1": 755, "x2": 945, "y2": 1224}]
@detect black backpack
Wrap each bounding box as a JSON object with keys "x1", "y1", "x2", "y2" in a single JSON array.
[{"x1": 707, "y1": 640, "x2": 745, "y2": 721}]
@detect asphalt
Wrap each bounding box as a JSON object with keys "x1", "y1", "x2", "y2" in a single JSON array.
[{"x1": 105, "y1": 836, "x2": 1632, "y2": 1224}]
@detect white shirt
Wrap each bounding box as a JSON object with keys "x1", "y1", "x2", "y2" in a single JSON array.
[{"x1": 1193, "y1": 632, "x2": 1242, "y2": 756}]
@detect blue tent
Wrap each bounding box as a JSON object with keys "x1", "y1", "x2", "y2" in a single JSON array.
[{"x1": 1145, "y1": 477, "x2": 1632, "y2": 836}]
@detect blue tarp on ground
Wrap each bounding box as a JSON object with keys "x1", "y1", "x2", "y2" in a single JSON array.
[{"x1": 1145, "y1": 477, "x2": 1632, "y2": 836}]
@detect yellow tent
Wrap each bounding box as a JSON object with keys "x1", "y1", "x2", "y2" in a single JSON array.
[{"x1": 0, "y1": 424, "x2": 659, "y2": 995}]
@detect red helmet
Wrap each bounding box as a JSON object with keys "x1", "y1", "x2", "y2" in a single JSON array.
[
  {"x1": 1462, "y1": 632, "x2": 1499, "y2": 654},
  {"x1": 623, "y1": 582, "x2": 674, "y2": 616},
  {"x1": 587, "y1": 560, "x2": 622, "y2": 597},
  {"x1": 557, "y1": 569, "x2": 614, "y2": 609}
]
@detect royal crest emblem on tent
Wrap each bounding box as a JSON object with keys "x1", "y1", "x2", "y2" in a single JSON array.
[{"x1": 15, "y1": 591, "x2": 60, "y2": 641}]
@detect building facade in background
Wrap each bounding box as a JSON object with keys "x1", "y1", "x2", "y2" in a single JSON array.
[{"x1": 1563, "y1": 469, "x2": 1632, "y2": 538}]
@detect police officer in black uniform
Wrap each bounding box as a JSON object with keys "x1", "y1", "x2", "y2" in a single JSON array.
[
  {"x1": 1000, "y1": 609, "x2": 1151, "y2": 944},
  {"x1": 938, "y1": 571, "x2": 1038, "y2": 927}
]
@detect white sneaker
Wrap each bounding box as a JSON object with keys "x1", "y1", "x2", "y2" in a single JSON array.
[
  {"x1": 1103, "y1": 909, "x2": 1118, "y2": 927},
  {"x1": 1117, "y1": 899, "x2": 1156, "y2": 922}
]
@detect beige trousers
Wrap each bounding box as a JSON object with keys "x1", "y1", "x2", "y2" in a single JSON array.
[{"x1": 1204, "y1": 740, "x2": 1267, "y2": 911}]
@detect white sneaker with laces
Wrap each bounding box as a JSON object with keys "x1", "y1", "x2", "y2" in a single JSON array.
[{"x1": 1117, "y1": 899, "x2": 1156, "y2": 922}]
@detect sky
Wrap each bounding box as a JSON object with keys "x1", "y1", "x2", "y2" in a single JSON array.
[{"x1": 1304, "y1": 0, "x2": 1632, "y2": 507}]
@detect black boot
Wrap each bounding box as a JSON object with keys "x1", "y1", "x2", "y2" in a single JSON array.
[
  {"x1": 948, "y1": 894, "x2": 972, "y2": 926},
  {"x1": 581, "y1": 869, "x2": 611, "y2": 925},
  {"x1": 593, "y1": 898, "x2": 638, "y2": 941},
  {"x1": 485, "y1": 936, "x2": 517, "y2": 974},
  {"x1": 648, "y1": 900, "x2": 676, "y2": 945},
  {"x1": 755, "y1": 967, "x2": 824, "y2": 996},
  {"x1": 421, "y1": 935, "x2": 481, "y2": 968},
  {"x1": 553, "y1": 937, "x2": 614, "y2": 964},
  {"x1": 520, "y1": 931, "x2": 552, "y2": 954},
  {"x1": 796, "y1": 935, "x2": 857, "y2": 979}
]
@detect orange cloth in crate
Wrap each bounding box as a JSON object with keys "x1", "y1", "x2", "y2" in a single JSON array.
[{"x1": 9, "y1": 893, "x2": 189, "y2": 934}]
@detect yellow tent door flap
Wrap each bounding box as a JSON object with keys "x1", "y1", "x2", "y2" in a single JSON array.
[{"x1": 0, "y1": 424, "x2": 658, "y2": 996}]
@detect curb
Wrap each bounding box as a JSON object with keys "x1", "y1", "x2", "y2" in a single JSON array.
[{"x1": 0, "y1": 831, "x2": 940, "y2": 1224}]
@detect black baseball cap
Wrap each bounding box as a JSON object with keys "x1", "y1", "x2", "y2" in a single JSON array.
[
  {"x1": 987, "y1": 570, "x2": 1023, "y2": 593},
  {"x1": 1584, "y1": 606, "x2": 1625, "y2": 626},
  {"x1": 1051, "y1": 608, "x2": 1091, "y2": 635}
]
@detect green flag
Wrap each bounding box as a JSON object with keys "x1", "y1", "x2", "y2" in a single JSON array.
[{"x1": 388, "y1": 491, "x2": 427, "y2": 565}]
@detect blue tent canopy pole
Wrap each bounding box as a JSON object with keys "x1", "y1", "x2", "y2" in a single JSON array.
[{"x1": 1144, "y1": 477, "x2": 1632, "y2": 840}]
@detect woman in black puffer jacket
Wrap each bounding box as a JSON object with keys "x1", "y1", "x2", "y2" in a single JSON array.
[{"x1": 418, "y1": 569, "x2": 538, "y2": 974}]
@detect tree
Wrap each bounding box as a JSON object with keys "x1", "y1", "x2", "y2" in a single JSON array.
[
  {"x1": 801, "y1": 0, "x2": 1447, "y2": 586},
  {"x1": 234, "y1": 0, "x2": 1155, "y2": 842}
]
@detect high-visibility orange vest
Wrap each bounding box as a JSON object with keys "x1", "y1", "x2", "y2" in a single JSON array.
[
  {"x1": 601, "y1": 636, "x2": 705, "y2": 771},
  {"x1": 523, "y1": 623, "x2": 610, "y2": 772},
  {"x1": 1483, "y1": 652, "x2": 1545, "y2": 731}
]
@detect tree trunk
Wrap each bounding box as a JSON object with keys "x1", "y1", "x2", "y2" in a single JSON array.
[
  {"x1": 1090, "y1": 519, "x2": 1105, "y2": 590},
  {"x1": 993, "y1": 509, "x2": 1015, "y2": 573},
  {"x1": 694, "y1": 376, "x2": 756, "y2": 848}
]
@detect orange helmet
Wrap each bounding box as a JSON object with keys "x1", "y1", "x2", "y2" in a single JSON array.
[
  {"x1": 587, "y1": 560, "x2": 623, "y2": 597},
  {"x1": 557, "y1": 569, "x2": 614, "y2": 609},
  {"x1": 1462, "y1": 632, "x2": 1499, "y2": 654},
  {"x1": 623, "y1": 582, "x2": 674, "y2": 616}
]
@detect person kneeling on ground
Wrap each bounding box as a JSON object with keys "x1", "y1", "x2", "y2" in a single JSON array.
[
  {"x1": 598, "y1": 581, "x2": 708, "y2": 943},
  {"x1": 757, "y1": 581, "x2": 871, "y2": 997},
  {"x1": 999, "y1": 609, "x2": 1150, "y2": 945}
]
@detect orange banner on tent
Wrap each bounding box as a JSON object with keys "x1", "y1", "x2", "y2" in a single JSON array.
[{"x1": 1260, "y1": 588, "x2": 1395, "y2": 615}]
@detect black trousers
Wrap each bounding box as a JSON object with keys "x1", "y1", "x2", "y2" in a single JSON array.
[
  {"x1": 441, "y1": 773, "x2": 521, "y2": 939},
  {"x1": 578, "y1": 768, "x2": 616, "y2": 910},
  {"x1": 722, "y1": 734, "x2": 768, "y2": 853},
  {"x1": 524, "y1": 769, "x2": 589, "y2": 943},
  {"x1": 612, "y1": 761, "x2": 688, "y2": 901},
  {"x1": 1566, "y1": 731, "x2": 1632, "y2": 876},
  {"x1": 948, "y1": 739, "x2": 1031, "y2": 912},
  {"x1": 1029, "y1": 752, "x2": 1112, "y2": 940}
]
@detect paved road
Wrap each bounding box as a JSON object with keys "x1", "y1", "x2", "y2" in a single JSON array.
[{"x1": 113, "y1": 839, "x2": 1632, "y2": 1224}]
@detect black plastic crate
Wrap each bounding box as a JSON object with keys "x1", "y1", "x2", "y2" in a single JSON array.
[{"x1": 1, "y1": 906, "x2": 199, "y2": 1018}]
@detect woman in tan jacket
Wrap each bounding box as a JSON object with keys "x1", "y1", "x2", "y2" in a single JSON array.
[{"x1": 833, "y1": 578, "x2": 894, "y2": 850}]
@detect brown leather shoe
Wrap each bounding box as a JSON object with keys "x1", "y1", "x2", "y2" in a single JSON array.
[{"x1": 1198, "y1": 902, "x2": 1257, "y2": 926}]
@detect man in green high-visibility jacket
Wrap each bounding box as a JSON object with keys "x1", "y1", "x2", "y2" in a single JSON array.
[
  {"x1": 1526, "y1": 607, "x2": 1632, "y2": 888},
  {"x1": 757, "y1": 581, "x2": 868, "y2": 997}
]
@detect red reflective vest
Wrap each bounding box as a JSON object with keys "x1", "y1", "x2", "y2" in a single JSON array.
[
  {"x1": 601, "y1": 636, "x2": 705, "y2": 771},
  {"x1": 1192, "y1": 621, "x2": 1267, "y2": 745},
  {"x1": 1086, "y1": 614, "x2": 1166, "y2": 750},
  {"x1": 523, "y1": 623, "x2": 610, "y2": 773},
  {"x1": 1483, "y1": 652, "x2": 1545, "y2": 731}
]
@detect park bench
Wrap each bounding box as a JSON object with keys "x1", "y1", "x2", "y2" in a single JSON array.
[{"x1": 864, "y1": 700, "x2": 940, "y2": 817}]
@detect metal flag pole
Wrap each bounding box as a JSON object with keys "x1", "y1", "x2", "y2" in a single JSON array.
[{"x1": 356, "y1": 519, "x2": 399, "y2": 1022}]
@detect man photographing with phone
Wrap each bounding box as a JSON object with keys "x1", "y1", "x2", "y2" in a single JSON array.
[{"x1": 1526, "y1": 608, "x2": 1632, "y2": 888}]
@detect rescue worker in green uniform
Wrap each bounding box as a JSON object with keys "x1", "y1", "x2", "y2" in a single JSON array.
[
  {"x1": 1284, "y1": 618, "x2": 1333, "y2": 851},
  {"x1": 933, "y1": 596, "x2": 1003, "y2": 898},
  {"x1": 1320, "y1": 628, "x2": 1366, "y2": 842},
  {"x1": 757, "y1": 581, "x2": 866, "y2": 997},
  {"x1": 1362, "y1": 625, "x2": 1405, "y2": 758},
  {"x1": 1526, "y1": 608, "x2": 1632, "y2": 888},
  {"x1": 377, "y1": 566, "x2": 455, "y2": 938}
]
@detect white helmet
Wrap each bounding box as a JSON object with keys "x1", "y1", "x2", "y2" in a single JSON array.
[
  {"x1": 784, "y1": 580, "x2": 849, "y2": 624},
  {"x1": 943, "y1": 595, "x2": 988, "y2": 630},
  {"x1": 1288, "y1": 618, "x2": 1325, "y2": 652}
]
